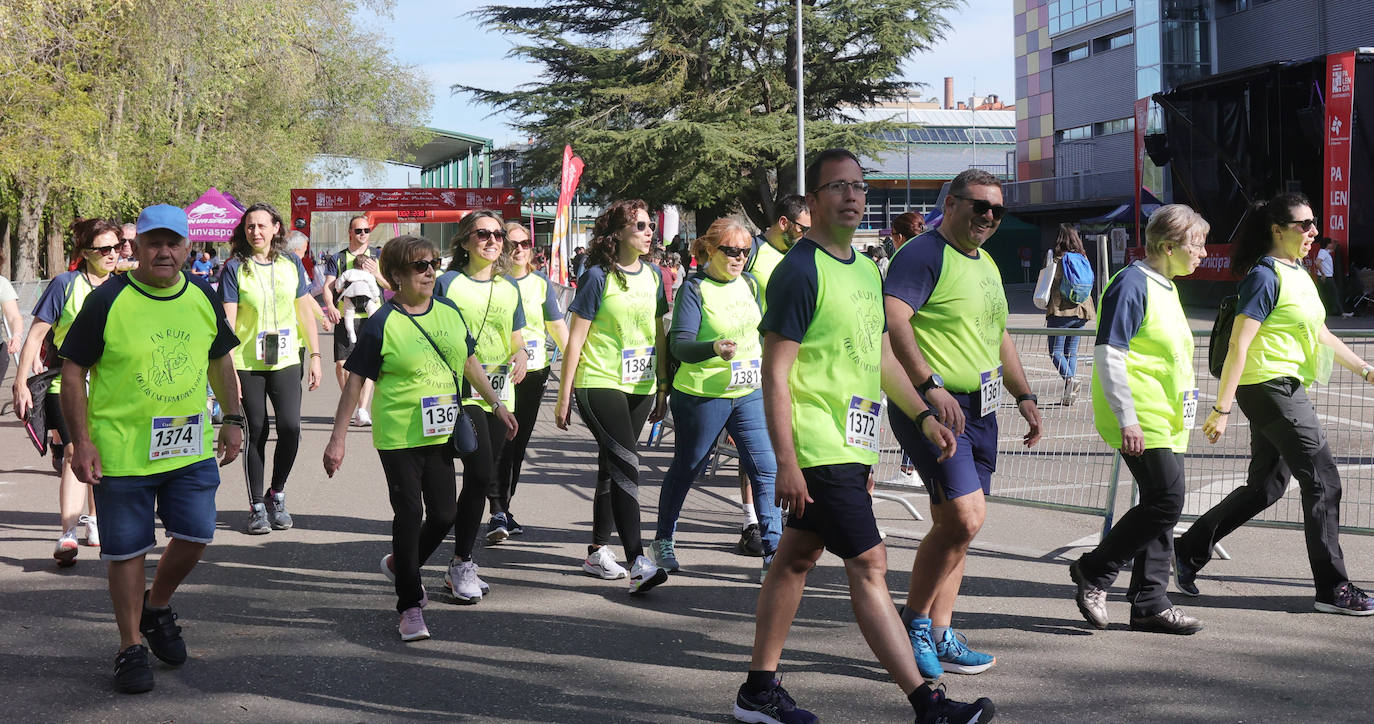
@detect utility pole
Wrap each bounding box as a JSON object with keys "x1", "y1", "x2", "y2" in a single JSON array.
[{"x1": 795, "y1": 0, "x2": 805, "y2": 194}]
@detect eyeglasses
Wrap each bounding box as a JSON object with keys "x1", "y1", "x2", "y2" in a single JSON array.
[
  {"x1": 1285, "y1": 218, "x2": 1318, "y2": 232},
  {"x1": 513, "y1": 239, "x2": 533, "y2": 249},
  {"x1": 632, "y1": 221, "x2": 658, "y2": 233},
  {"x1": 472, "y1": 228, "x2": 506, "y2": 242},
  {"x1": 408, "y1": 258, "x2": 443, "y2": 273},
  {"x1": 89, "y1": 244, "x2": 121, "y2": 256},
  {"x1": 951, "y1": 193, "x2": 1007, "y2": 220},
  {"x1": 816, "y1": 180, "x2": 870, "y2": 195},
  {"x1": 717, "y1": 246, "x2": 750, "y2": 259},
  {"x1": 1177, "y1": 241, "x2": 1207, "y2": 252},
  {"x1": 352, "y1": 227, "x2": 372, "y2": 234}
]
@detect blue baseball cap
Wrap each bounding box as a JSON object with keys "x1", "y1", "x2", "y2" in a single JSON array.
[{"x1": 135, "y1": 204, "x2": 189, "y2": 238}]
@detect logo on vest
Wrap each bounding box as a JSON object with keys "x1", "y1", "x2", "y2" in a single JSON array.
[
  {"x1": 844, "y1": 289, "x2": 883, "y2": 372},
  {"x1": 137, "y1": 329, "x2": 200, "y2": 404}
]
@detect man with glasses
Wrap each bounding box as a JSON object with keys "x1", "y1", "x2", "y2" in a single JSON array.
[
  {"x1": 884, "y1": 169, "x2": 1042, "y2": 681},
  {"x1": 117, "y1": 223, "x2": 139, "y2": 273},
  {"x1": 323, "y1": 215, "x2": 389, "y2": 426},
  {"x1": 733, "y1": 149, "x2": 992, "y2": 724}
]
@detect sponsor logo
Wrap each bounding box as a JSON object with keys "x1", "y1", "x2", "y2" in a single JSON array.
[{"x1": 187, "y1": 202, "x2": 229, "y2": 220}]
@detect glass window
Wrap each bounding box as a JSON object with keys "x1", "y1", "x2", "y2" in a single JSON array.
[{"x1": 1136, "y1": 21, "x2": 1160, "y2": 67}]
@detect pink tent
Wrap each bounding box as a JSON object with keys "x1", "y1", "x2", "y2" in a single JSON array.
[{"x1": 184, "y1": 188, "x2": 244, "y2": 243}]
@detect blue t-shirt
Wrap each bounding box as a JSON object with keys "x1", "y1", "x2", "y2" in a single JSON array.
[
  {"x1": 1236, "y1": 258, "x2": 1281, "y2": 323},
  {"x1": 191, "y1": 259, "x2": 213, "y2": 276},
  {"x1": 1096, "y1": 261, "x2": 1153, "y2": 350},
  {"x1": 568, "y1": 264, "x2": 669, "y2": 321}
]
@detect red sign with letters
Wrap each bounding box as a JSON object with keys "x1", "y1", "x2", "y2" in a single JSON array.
[{"x1": 1324, "y1": 51, "x2": 1355, "y2": 270}]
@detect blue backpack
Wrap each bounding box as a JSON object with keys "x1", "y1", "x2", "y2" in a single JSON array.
[{"x1": 1059, "y1": 252, "x2": 1094, "y2": 305}]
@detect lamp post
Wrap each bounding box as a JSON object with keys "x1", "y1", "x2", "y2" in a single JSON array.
[
  {"x1": 795, "y1": 0, "x2": 805, "y2": 194},
  {"x1": 905, "y1": 92, "x2": 912, "y2": 211}
]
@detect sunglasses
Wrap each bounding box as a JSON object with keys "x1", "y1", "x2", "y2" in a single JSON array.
[
  {"x1": 89, "y1": 244, "x2": 121, "y2": 256},
  {"x1": 352, "y1": 227, "x2": 372, "y2": 234},
  {"x1": 472, "y1": 229, "x2": 506, "y2": 242},
  {"x1": 951, "y1": 193, "x2": 1007, "y2": 220},
  {"x1": 513, "y1": 239, "x2": 533, "y2": 249},
  {"x1": 1285, "y1": 218, "x2": 1318, "y2": 232},
  {"x1": 717, "y1": 246, "x2": 750, "y2": 259},
  {"x1": 408, "y1": 258, "x2": 443, "y2": 273},
  {"x1": 632, "y1": 221, "x2": 658, "y2": 233},
  {"x1": 791, "y1": 222, "x2": 811, "y2": 234}
]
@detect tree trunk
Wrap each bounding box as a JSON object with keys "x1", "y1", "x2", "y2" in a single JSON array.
[
  {"x1": 0, "y1": 214, "x2": 11, "y2": 279},
  {"x1": 14, "y1": 185, "x2": 48, "y2": 282},
  {"x1": 45, "y1": 213, "x2": 67, "y2": 278}
]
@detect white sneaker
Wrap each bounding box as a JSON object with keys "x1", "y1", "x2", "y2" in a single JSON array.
[
  {"x1": 398, "y1": 607, "x2": 430, "y2": 642},
  {"x1": 355, "y1": 408, "x2": 373, "y2": 427},
  {"x1": 53, "y1": 529, "x2": 78, "y2": 567},
  {"x1": 80, "y1": 515, "x2": 99, "y2": 547},
  {"x1": 628, "y1": 555, "x2": 668, "y2": 595},
  {"x1": 582, "y1": 546, "x2": 627, "y2": 579},
  {"x1": 443, "y1": 559, "x2": 483, "y2": 604}
]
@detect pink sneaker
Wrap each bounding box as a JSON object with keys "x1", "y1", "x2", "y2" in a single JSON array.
[
  {"x1": 398, "y1": 607, "x2": 429, "y2": 641},
  {"x1": 54, "y1": 529, "x2": 78, "y2": 567}
]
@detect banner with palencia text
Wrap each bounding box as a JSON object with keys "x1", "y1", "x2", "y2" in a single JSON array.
[{"x1": 551, "y1": 145, "x2": 586, "y2": 287}]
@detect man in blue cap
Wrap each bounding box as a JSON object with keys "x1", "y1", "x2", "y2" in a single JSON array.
[{"x1": 60, "y1": 204, "x2": 245, "y2": 694}]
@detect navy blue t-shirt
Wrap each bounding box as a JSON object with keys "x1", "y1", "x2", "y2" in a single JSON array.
[
  {"x1": 1095, "y1": 262, "x2": 1159, "y2": 350},
  {"x1": 568, "y1": 264, "x2": 669, "y2": 321},
  {"x1": 882, "y1": 229, "x2": 955, "y2": 313},
  {"x1": 1236, "y1": 258, "x2": 1281, "y2": 323},
  {"x1": 760, "y1": 238, "x2": 885, "y2": 342}
]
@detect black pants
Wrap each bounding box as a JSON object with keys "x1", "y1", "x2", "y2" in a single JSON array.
[
  {"x1": 1079, "y1": 449, "x2": 1185, "y2": 617},
  {"x1": 378, "y1": 445, "x2": 457, "y2": 612},
  {"x1": 1176, "y1": 378, "x2": 1350, "y2": 598},
  {"x1": 575, "y1": 387, "x2": 653, "y2": 560},
  {"x1": 492, "y1": 366, "x2": 550, "y2": 515},
  {"x1": 238, "y1": 365, "x2": 303, "y2": 504},
  {"x1": 455, "y1": 405, "x2": 507, "y2": 559}
]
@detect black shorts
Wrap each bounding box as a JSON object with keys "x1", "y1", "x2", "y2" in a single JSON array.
[
  {"x1": 785, "y1": 463, "x2": 882, "y2": 560},
  {"x1": 333, "y1": 317, "x2": 365, "y2": 361},
  {"x1": 44, "y1": 390, "x2": 68, "y2": 445}
]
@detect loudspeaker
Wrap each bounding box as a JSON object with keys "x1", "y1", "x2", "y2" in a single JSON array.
[{"x1": 1143, "y1": 133, "x2": 1171, "y2": 166}]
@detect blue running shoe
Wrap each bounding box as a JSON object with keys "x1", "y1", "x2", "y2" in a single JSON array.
[
  {"x1": 732, "y1": 679, "x2": 818, "y2": 724},
  {"x1": 906, "y1": 615, "x2": 943, "y2": 680},
  {"x1": 915, "y1": 683, "x2": 996, "y2": 724},
  {"x1": 936, "y1": 628, "x2": 995, "y2": 675}
]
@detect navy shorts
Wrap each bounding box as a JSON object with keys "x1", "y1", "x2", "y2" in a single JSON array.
[
  {"x1": 891, "y1": 392, "x2": 998, "y2": 504},
  {"x1": 90, "y1": 457, "x2": 222, "y2": 561},
  {"x1": 785, "y1": 463, "x2": 883, "y2": 560},
  {"x1": 333, "y1": 318, "x2": 363, "y2": 361}
]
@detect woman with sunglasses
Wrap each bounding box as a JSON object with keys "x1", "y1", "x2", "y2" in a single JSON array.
[
  {"x1": 649, "y1": 218, "x2": 779, "y2": 578},
  {"x1": 12, "y1": 218, "x2": 120, "y2": 565},
  {"x1": 323, "y1": 235, "x2": 514, "y2": 640},
  {"x1": 436, "y1": 210, "x2": 526, "y2": 600},
  {"x1": 222, "y1": 203, "x2": 323, "y2": 534},
  {"x1": 1177, "y1": 192, "x2": 1374, "y2": 615},
  {"x1": 555, "y1": 200, "x2": 670, "y2": 594},
  {"x1": 492, "y1": 221, "x2": 568, "y2": 540}
]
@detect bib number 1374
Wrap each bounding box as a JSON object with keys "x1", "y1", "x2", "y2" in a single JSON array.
[
  {"x1": 149, "y1": 414, "x2": 203, "y2": 460},
  {"x1": 845, "y1": 396, "x2": 883, "y2": 453}
]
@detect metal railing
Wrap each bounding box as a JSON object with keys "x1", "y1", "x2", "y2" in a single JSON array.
[{"x1": 1003, "y1": 169, "x2": 1136, "y2": 207}]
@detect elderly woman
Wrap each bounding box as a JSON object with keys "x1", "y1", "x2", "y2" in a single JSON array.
[
  {"x1": 324, "y1": 234, "x2": 514, "y2": 641},
  {"x1": 649, "y1": 217, "x2": 778, "y2": 579},
  {"x1": 1177, "y1": 193, "x2": 1374, "y2": 615},
  {"x1": 1070, "y1": 204, "x2": 1208, "y2": 634}
]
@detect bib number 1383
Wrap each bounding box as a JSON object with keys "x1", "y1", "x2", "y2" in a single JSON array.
[
  {"x1": 845, "y1": 396, "x2": 883, "y2": 453},
  {"x1": 621, "y1": 347, "x2": 656, "y2": 385}
]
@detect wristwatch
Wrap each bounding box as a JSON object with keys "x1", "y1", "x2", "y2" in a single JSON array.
[{"x1": 918, "y1": 373, "x2": 945, "y2": 394}]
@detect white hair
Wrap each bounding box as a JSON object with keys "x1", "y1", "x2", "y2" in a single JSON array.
[{"x1": 284, "y1": 230, "x2": 309, "y2": 255}]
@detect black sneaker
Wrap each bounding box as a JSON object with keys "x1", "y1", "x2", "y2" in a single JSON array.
[
  {"x1": 1129, "y1": 606, "x2": 1204, "y2": 635},
  {"x1": 1315, "y1": 582, "x2": 1374, "y2": 616},
  {"x1": 915, "y1": 683, "x2": 995, "y2": 724},
  {"x1": 1173, "y1": 545, "x2": 1200, "y2": 597},
  {"x1": 732, "y1": 679, "x2": 818, "y2": 724},
  {"x1": 506, "y1": 513, "x2": 524, "y2": 535},
  {"x1": 113, "y1": 644, "x2": 154, "y2": 694},
  {"x1": 485, "y1": 513, "x2": 510, "y2": 544},
  {"x1": 737, "y1": 523, "x2": 764, "y2": 557},
  {"x1": 140, "y1": 592, "x2": 187, "y2": 666}
]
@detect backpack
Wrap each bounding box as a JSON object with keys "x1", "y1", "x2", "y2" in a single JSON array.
[
  {"x1": 1059, "y1": 252, "x2": 1094, "y2": 305},
  {"x1": 1208, "y1": 257, "x2": 1277, "y2": 379}
]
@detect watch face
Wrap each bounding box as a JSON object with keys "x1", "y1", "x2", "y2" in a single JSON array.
[{"x1": 928, "y1": 373, "x2": 944, "y2": 388}]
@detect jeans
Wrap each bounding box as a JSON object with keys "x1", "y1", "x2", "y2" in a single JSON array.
[
  {"x1": 1046, "y1": 315, "x2": 1086, "y2": 380},
  {"x1": 653, "y1": 389, "x2": 780, "y2": 555}
]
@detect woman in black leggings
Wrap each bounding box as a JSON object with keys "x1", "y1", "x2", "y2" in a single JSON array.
[
  {"x1": 555, "y1": 199, "x2": 668, "y2": 595},
  {"x1": 222, "y1": 203, "x2": 322, "y2": 534}
]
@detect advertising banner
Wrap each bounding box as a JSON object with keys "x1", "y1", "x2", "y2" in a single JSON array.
[
  {"x1": 1325, "y1": 51, "x2": 1356, "y2": 270},
  {"x1": 1133, "y1": 97, "x2": 1150, "y2": 249},
  {"x1": 184, "y1": 188, "x2": 245, "y2": 243},
  {"x1": 551, "y1": 145, "x2": 586, "y2": 287}
]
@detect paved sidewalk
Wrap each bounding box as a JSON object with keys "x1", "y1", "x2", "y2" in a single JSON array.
[{"x1": 1, "y1": 370, "x2": 1371, "y2": 723}]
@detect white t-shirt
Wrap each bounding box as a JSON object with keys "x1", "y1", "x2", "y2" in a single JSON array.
[{"x1": 1317, "y1": 248, "x2": 1334, "y2": 277}]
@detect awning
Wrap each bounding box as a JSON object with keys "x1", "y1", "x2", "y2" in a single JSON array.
[{"x1": 184, "y1": 188, "x2": 244, "y2": 243}]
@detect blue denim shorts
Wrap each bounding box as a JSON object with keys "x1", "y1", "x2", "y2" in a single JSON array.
[
  {"x1": 891, "y1": 393, "x2": 998, "y2": 504},
  {"x1": 91, "y1": 457, "x2": 222, "y2": 561}
]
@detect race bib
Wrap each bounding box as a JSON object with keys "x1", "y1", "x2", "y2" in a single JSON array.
[
  {"x1": 467, "y1": 364, "x2": 513, "y2": 405},
  {"x1": 845, "y1": 395, "x2": 882, "y2": 453},
  {"x1": 727, "y1": 358, "x2": 762, "y2": 391},
  {"x1": 1181, "y1": 389, "x2": 1198, "y2": 430},
  {"x1": 255, "y1": 328, "x2": 293, "y2": 362},
  {"x1": 149, "y1": 414, "x2": 203, "y2": 461},
  {"x1": 421, "y1": 394, "x2": 459, "y2": 437},
  {"x1": 525, "y1": 337, "x2": 546, "y2": 369},
  {"x1": 978, "y1": 366, "x2": 1004, "y2": 418},
  {"x1": 620, "y1": 346, "x2": 656, "y2": 385}
]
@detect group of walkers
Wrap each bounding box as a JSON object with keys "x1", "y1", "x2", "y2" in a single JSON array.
[{"x1": 10, "y1": 149, "x2": 1373, "y2": 724}]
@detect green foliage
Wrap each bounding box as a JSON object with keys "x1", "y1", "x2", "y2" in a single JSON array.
[
  {"x1": 0, "y1": 0, "x2": 432, "y2": 279},
  {"x1": 459, "y1": 0, "x2": 957, "y2": 227}
]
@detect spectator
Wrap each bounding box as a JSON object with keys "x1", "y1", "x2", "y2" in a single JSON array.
[
  {"x1": 1046, "y1": 224, "x2": 1096, "y2": 406},
  {"x1": 190, "y1": 252, "x2": 213, "y2": 279},
  {"x1": 1316, "y1": 238, "x2": 1353, "y2": 317}
]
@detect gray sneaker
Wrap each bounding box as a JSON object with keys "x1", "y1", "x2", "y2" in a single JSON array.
[
  {"x1": 247, "y1": 503, "x2": 271, "y2": 535},
  {"x1": 1130, "y1": 606, "x2": 1204, "y2": 634},
  {"x1": 650, "y1": 538, "x2": 680, "y2": 573},
  {"x1": 264, "y1": 490, "x2": 293, "y2": 530},
  {"x1": 1070, "y1": 559, "x2": 1108, "y2": 629}
]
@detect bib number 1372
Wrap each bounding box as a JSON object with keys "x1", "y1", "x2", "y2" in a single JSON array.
[{"x1": 845, "y1": 395, "x2": 883, "y2": 453}]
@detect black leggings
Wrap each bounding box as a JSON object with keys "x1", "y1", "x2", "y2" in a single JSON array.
[
  {"x1": 378, "y1": 445, "x2": 457, "y2": 612},
  {"x1": 238, "y1": 365, "x2": 303, "y2": 504},
  {"x1": 574, "y1": 387, "x2": 653, "y2": 560},
  {"x1": 493, "y1": 366, "x2": 551, "y2": 514},
  {"x1": 455, "y1": 405, "x2": 507, "y2": 559}
]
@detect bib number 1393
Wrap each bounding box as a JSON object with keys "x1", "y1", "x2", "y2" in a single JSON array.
[
  {"x1": 1181, "y1": 389, "x2": 1198, "y2": 430},
  {"x1": 621, "y1": 347, "x2": 656, "y2": 385},
  {"x1": 845, "y1": 396, "x2": 883, "y2": 453}
]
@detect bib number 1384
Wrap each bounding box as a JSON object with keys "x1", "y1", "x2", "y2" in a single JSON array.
[
  {"x1": 621, "y1": 347, "x2": 656, "y2": 385},
  {"x1": 845, "y1": 396, "x2": 883, "y2": 453}
]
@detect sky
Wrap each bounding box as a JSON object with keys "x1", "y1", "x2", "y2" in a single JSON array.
[{"x1": 363, "y1": 0, "x2": 1014, "y2": 150}]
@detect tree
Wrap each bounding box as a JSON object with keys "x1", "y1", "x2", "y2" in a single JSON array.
[
  {"x1": 458, "y1": 0, "x2": 956, "y2": 229},
  {"x1": 0, "y1": 0, "x2": 432, "y2": 280}
]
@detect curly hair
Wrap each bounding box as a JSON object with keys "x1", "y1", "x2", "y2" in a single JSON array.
[
  {"x1": 588, "y1": 199, "x2": 649, "y2": 290},
  {"x1": 229, "y1": 203, "x2": 287, "y2": 273},
  {"x1": 446, "y1": 209, "x2": 510, "y2": 276}
]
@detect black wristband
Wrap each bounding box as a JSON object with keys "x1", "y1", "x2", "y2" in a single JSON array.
[
  {"x1": 1015, "y1": 393, "x2": 1038, "y2": 405},
  {"x1": 1211, "y1": 406, "x2": 1230, "y2": 415},
  {"x1": 914, "y1": 409, "x2": 936, "y2": 428},
  {"x1": 221, "y1": 414, "x2": 247, "y2": 429}
]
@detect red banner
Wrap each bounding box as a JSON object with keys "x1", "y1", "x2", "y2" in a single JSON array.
[
  {"x1": 1325, "y1": 51, "x2": 1356, "y2": 271},
  {"x1": 1126, "y1": 243, "x2": 1322, "y2": 281},
  {"x1": 1133, "y1": 97, "x2": 1150, "y2": 249},
  {"x1": 551, "y1": 145, "x2": 586, "y2": 286}
]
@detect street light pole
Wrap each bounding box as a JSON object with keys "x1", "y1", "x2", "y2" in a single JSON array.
[
  {"x1": 905, "y1": 93, "x2": 912, "y2": 211},
  {"x1": 795, "y1": 0, "x2": 805, "y2": 194}
]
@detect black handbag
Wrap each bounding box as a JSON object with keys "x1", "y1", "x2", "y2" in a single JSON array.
[{"x1": 392, "y1": 302, "x2": 479, "y2": 458}]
